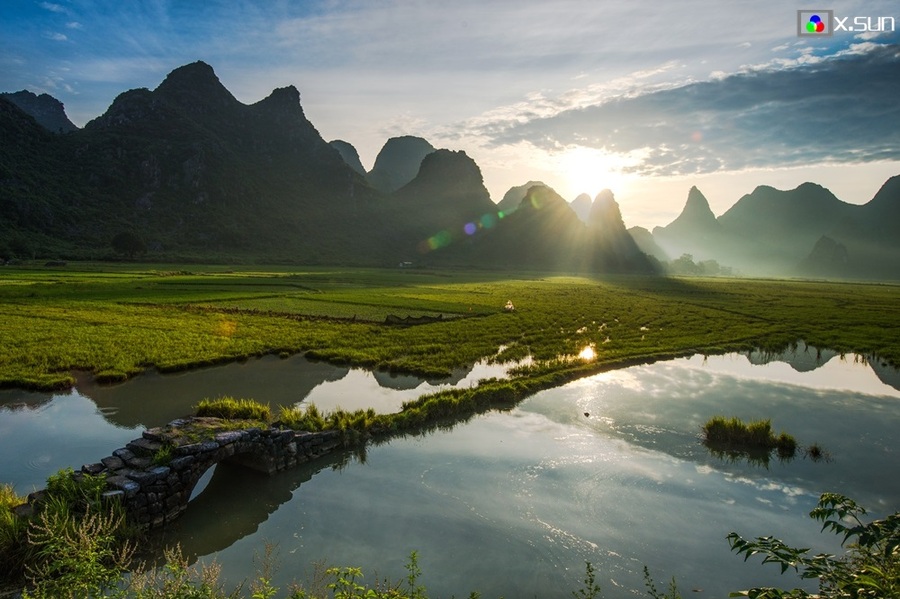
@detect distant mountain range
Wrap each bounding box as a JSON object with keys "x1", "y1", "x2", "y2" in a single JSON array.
[
  {"x1": 0, "y1": 61, "x2": 654, "y2": 272},
  {"x1": 1, "y1": 60, "x2": 897, "y2": 279},
  {"x1": 651, "y1": 178, "x2": 900, "y2": 279}
]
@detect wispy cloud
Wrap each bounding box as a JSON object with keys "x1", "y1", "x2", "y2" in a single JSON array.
[
  {"x1": 39, "y1": 2, "x2": 66, "y2": 13},
  {"x1": 473, "y1": 42, "x2": 900, "y2": 176},
  {"x1": 46, "y1": 32, "x2": 68, "y2": 42}
]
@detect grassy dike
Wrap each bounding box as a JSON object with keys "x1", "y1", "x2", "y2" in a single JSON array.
[{"x1": 1, "y1": 264, "x2": 898, "y2": 391}]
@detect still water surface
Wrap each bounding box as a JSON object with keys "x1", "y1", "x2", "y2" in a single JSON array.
[{"x1": 1, "y1": 345, "x2": 898, "y2": 597}]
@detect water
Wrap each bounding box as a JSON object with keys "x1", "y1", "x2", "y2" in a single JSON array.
[
  {"x1": 1, "y1": 346, "x2": 898, "y2": 597},
  {"x1": 0, "y1": 354, "x2": 517, "y2": 492}
]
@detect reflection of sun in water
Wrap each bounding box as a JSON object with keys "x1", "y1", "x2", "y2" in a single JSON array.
[
  {"x1": 578, "y1": 345, "x2": 596, "y2": 361},
  {"x1": 556, "y1": 146, "x2": 633, "y2": 199}
]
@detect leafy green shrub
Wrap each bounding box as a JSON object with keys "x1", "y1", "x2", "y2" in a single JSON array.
[
  {"x1": 196, "y1": 397, "x2": 271, "y2": 422},
  {"x1": 728, "y1": 493, "x2": 900, "y2": 598}
]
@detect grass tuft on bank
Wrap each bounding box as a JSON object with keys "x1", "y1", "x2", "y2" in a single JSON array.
[{"x1": 196, "y1": 396, "x2": 272, "y2": 421}]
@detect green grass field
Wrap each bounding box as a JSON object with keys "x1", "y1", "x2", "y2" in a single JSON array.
[{"x1": 1, "y1": 263, "x2": 898, "y2": 390}]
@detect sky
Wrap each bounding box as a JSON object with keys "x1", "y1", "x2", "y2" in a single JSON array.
[{"x1": 2, "y1": 0, "x2": 899, "y2": 229}]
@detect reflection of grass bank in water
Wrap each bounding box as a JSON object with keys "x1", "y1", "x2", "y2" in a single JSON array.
[{"x1": 702, "y1": 416, "x2": 807, "y2": 466}]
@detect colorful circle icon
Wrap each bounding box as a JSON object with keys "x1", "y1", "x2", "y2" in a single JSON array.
[{"x1": 807, "y1": 14, "x2": 825, "y2": 33}]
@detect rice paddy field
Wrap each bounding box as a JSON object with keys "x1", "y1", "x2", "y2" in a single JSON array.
[{"x1": 1, "y1": 263, "x2": 898, "y2": 391}]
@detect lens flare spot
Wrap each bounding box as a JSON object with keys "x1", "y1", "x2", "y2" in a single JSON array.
[
  {"x1": 464, "y1": 222, "x2": 477, "y2": 236},
  {"x1": 216, "y1": 320, "x2": 237, "y2": 337},
  {"x1": 426, "y1": 230, "x2": 452, "y2": 251},
  {"x1": 578, "y1": 345, "x2": 596, "y2": 361},
  {"x1": 479, "y1": 213, "x2": 497, "y2": 229}
]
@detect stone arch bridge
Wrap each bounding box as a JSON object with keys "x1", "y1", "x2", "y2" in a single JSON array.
[{"x1": 68, "y1": 417, "x2": 344, "y2": 530}]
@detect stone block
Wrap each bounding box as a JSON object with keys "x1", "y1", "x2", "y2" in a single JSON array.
[
  {"x1": 113, "y1": 448, "x2": 135, "y2": 462},
  {"x1": 82, "y1": 462, "x2": 105, "y2": 475},
  {"x1": 101, "y1": 456, "x2": 125, "y2": 470},
  {"x1": 142, "y1": 428, "x2": 166, "y2": 442},
  {"x1": 101, "y1": 489, "x2": 125, "y2": 503},
  {"x1": 168, "y1": 455, "x2": 195, "y2": 470},
  {"x1": 174, "y1": 443, "x2": 203, "y2": 456},
  {"x1": 126, "y1": 456, "x2": 152, "y2": 470},
  {"x1": 149, "y1": 465, "x2": 171, "y2": 479},
  {"x1": 199, "y1": 440, "x2": 219, "y2": 453},
  {"x1": 128, "y1": 437, "x2": 163, "y2": 455},
  {"x1": 125, "y1": 470, "x2": 157, "y2": 485},
  {"x1": 215, "y1": 430, "x2": 243, "y2": 445},
  {"x1": 106, "y1": 475, "x2": 140, "y2": 497}
]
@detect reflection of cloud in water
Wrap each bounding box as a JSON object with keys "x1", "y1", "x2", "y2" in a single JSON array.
[{"x1": 727, "y1": 475, "x2": 812, "y2": 504}]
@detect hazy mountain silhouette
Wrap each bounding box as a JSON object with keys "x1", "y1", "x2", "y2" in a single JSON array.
[
  {"x1": 329, "y1": 139, "x2": 366, "y2": 175},
  {"x1": 496, "y1": 180, "x2": 546, "y2": 214},
  {"x1": 387, "y1": 149, "x2": 497, "y2": 257},
  {"x1": 432, "y1": 184, "x2": 656, "y2": 273},
  {"x1": 442, "y1": 184, "x2": 589, "y2": 269},
  {"x1": 628, "y1": 226, "x2": 668, "y2": 262},
  {"x1": 569, "y1": 193, "x2": 592, "y2": 223},
  {"x1": 648, "y1": 180, "x2": 900, "y2": 279},
  {"x1": 861, "y1": 175, "x2": 900, "y2": 226},
  {"x1": 824, "y1": 175, "x2": 900, "y2": 279},
  {"x1": 367, "y1": 136, "x2": 435, "y2": 193},
  {"x1": 717, "y1": 183, "x2": 853, "y2": 268},
  {"x1": 652, "y1": 186, "x2": 722, "y2": 261},
  {"x1": 588, "y1": 190, "x2": 656, "y2": 272},
  {"x1": 1, "y1": 90, "x2": 78, "y2": 133},
  {"x1": 799, "y1": 236, "x2": 850, "y2": 277}
]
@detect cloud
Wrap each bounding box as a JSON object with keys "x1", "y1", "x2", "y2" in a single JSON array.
[
  {"x1": 39, "y1": 2, "x2": 66, "y2": 13},
  {"x1": 472, "y1": 42, "x2": 900, "y2": 176},
  {"x1": 66, "y1": 21, "x2": 83, "y2": 30},
  {"x1": 46, "y1": 32, "x2": 68, "y2": 42}
]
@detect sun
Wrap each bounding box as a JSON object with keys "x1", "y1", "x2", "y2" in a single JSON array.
[{"x1": 555, "y1": 146, "x2": 634, "y2": 199}]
